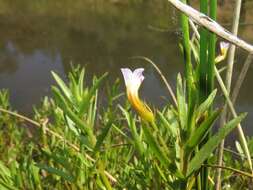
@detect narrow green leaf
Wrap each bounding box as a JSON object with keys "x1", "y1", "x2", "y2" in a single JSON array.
[
  {"x1": 0, "y1": 182, "x2": 18, "y2": 190},
  {"x1": 36, "y1": 164, "x2": 74, "y2": 182},
  {"x1": 142, "y1": 123, "x2": 170, "y2": 166},
  {"x1": 79, "y1": 89, "x2": 89, "y2": 115},
  {"x1": 0, "y1": 161, "x2": 11, "y2": 180},
  {"x1": 195, "y1": 89, "x2": 217, "y2": 118},
  {"x1": 88, "y1": 90, "x2": 98, "y2": 128},
  {"x1": 51, "y1": 71, "x2": 71, "y2": 100},
  {"x1": 190, "y1": 41, "x2": 199, "y2": 64},
  {"x1": 69, "y1": 73, "x2": 81, "y2": 103},
  {"x1": 30, "y1": 163, "x2": 41, "y2": 188},
  {"x1": 42, "y1": 149, "x2": 71, "y2": 171},
  {"x1": 112, "y1": 124, "x2": 129, "y2": 140},
  {"x1": 94, "y1": 120, "x2": 113, "y2": 153},
  {"x1": 52, "y1": 86, "x2": 96, "y2": 146},
  {"x1": 187, "y1": 113, "x2": 247, "y2": 176},
  {"x1": 176, "y1": 74, "x2": 187, "y2": 130},
  {"x1": 157, "y1": 111, "x2": 177, "y2": 137},
  {"x1": 90, "y1": 73, "x2": 108, "y2": 95},
  {"x1": 79, "y1": 73, "x2": 108, "y2": 115},
  {"x1": 186, "y1": 109, "x2": 221, "y2": 150},
  {"x1": 78, "y1": 68, "x2": 85, "y2": 95},
  {"x1": 119, "y1": 106, "x2": 144, "y2": 155}
]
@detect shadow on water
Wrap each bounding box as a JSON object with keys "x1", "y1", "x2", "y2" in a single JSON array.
[{"x1": 0, "y1": 0, "x2": 252, "y2": 143}]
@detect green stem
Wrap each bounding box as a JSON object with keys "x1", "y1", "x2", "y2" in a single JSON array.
[
  {"x1": 98, "y1": 159, "x2": 113, "y2": 190},
  {"x1": 208, "y1": 0, "x2": 217, "y2": 94},
  {"x1": 180, "y1": 0, "x2": 193, "y2": 103},
  {"x1": 199, "y1": 1, "x2": 209, "y2": 189},
  {"x1": 199, "y1": 0, "x2": 208, "y2": 102}
]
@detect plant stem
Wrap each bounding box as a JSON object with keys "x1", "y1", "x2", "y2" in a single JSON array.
[
  {"x1": 199, "y1": 1, "x2": 210, "y2": 189},
  {"x1": 208, "y1": 0, "x2": 217, "y2": 94},
  {"x1": 231, "y1": 54, "x2": 253, "y2": 104},
  {"x1": 180, "y1": 0, "x2": 193, "y2": 103},
  {"x1": 98, "y1": 160, "x2": 113, "y2": 190},
  {"x1": 199, "y1": 0, "x2": 208, "y2": 102},
  {"x1": 215, "y1": 0, "x2": 245, "y2": 189},
  {"x1": 204, "y1": 164, "x2": 253, "y2": 178},
  {"x1": 131, "y1": 56, "x2": 178, "y2": 106},
  {"x1": 214, "y1": 67, "x2": 253, "y2": 175}
]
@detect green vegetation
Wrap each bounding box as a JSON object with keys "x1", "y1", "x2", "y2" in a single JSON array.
[
  {"x1": 0, "y1": 0, "x2": 253, "y2": 189},
  {"x1": 0, "y1": 64, "x2": 251, "y2": 189}
]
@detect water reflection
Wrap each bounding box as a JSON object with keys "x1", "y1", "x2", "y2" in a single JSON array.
[{"x1": 0, "y1": 1, "x2": 252, "y2": 137}]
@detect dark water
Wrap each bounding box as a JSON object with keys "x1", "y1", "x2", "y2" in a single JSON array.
[{"x1": 0, "y1": 1, "x2": 253, "y2": 139}]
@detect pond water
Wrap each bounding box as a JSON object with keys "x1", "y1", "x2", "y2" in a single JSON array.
[{"x1": 0, "y1": 1, "x2": 253, "y2": 140}]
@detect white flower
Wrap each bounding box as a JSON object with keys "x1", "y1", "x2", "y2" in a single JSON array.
[
  {"x1": 121, "y1": 68, "x2": 154, "y2": 122},
  {"x1": 121, "y1": 68, "x2": 144, "y2": 94},
  {"x1": 220, "y1": 42, "x2": 229, "y2": 56}
]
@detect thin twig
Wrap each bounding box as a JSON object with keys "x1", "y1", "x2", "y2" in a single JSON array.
[
  {"x1": 166, "y1": 0, "x2": 253, "y2": 53},
  {"x1": 231, "y1": 54, "x2": 253, "y2": 104},
  {"x1": 189, "y1": 20, "x2": 200, "y2": 39},
  {"x1": 216, "y1": 0, "x2": 244, "y2": 189},
  {"x1": 203, "y1": 164, "x2": 253, "y2": 178},
  {"x1": 223, "y1": 148, "x2": 253, "y2": 160},
  {"x1": 0, "y1": 108, "x2": 117, "y2": 183},
  {"x1": 130, "y1": 56, "x2": 178, "y2": 107},
  {"x1": 188, "y1": 16, "x2": 253, "y2": 184},
  {"x1": 214, "y1": 67, "x2": 253, "y2": 174}
]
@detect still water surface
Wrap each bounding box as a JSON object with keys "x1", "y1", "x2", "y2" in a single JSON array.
[{"x1": 0, "y1": 1, "x2": 253, "y2": 139}]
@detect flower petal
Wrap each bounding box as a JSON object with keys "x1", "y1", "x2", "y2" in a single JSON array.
[
  {"x1": 133, "y1": 68, "x2": 145, "y2": 83},
  {"x1": 220, "y1": 42, "x2": 229, "y2": 50},
  {"x1": 121, "y1": 68, "x2": 133, "y2": 86},
  {"x1": 220, "y1": 42, "x2": 229, "y2": 55}
]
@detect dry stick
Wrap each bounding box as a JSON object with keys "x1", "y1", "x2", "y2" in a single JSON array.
[
  {"x1": 203, "y1": 164, "x2": 253, "y2": 178},
  {"x1": 214, "y1": 67, "x2": 252, "y2": 174},
  {"x1": 166, "y1": 0, "x2": 253, "y2": 53},
  {"x1": 224, "y1": 148, "x2": 253, "y2": 160},
  {"x1": 189, "y1": 20, "x2": 200, "y2": 39},
  {"x1": 189, "y1": 17, "x2": 253, "y2": 183},
  {"x1": 231, "y1": 54, "x2": 253, "y2": 104},
  {"x1": 167, "y1": 4, "x2": 253, "y2": 171},
  {"x1": 169, "y1": 3, "x2": 253, "y2": 171},
  {"x1": 216, "y1": 0, "x2": 243, "y2": 189},
  {"x1": 0, "y1": 108, "x2": 117, "y2": 183}
]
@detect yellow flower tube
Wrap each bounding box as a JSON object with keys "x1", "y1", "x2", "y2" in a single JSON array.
[
  {"x1": 121, "y1": 68, "x2": 154, "y2": 123},
  {"x1": 215, "y1": 42, "x2": 229, "y2": 63}
]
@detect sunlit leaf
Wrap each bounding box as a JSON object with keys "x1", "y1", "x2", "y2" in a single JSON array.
[{"x1": 187, "y1": 113, "x2": 247, "y2": 176}]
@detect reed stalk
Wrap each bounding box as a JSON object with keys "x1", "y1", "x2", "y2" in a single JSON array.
[
  {"x1": 180, "y1": 0, "x2": 193, "y2": 104},
  {"x1": 166, "y1": 0, "x2": 253, "y2": 53},
  {"x1": 199, "y1": 0, "x2": 208, "y2": 101},
  {"x1": 199, "y1": 1, "x2": 211, "y2": 189},
  {"x1": 231, "y1": 54, "x2": 253, "y2": 104},
  {"x1": 214, "y1": 67, "x2": 252, "y2": 181},
  {"x1": 187, "y1": 7, "x2": 252, "y2": 189},
  {"x1": 208, "y1": 0, "x2": 217, "y2": 94},
  {"x1": 215, "y1": 0, "x2": 248, "y2": 189}
]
